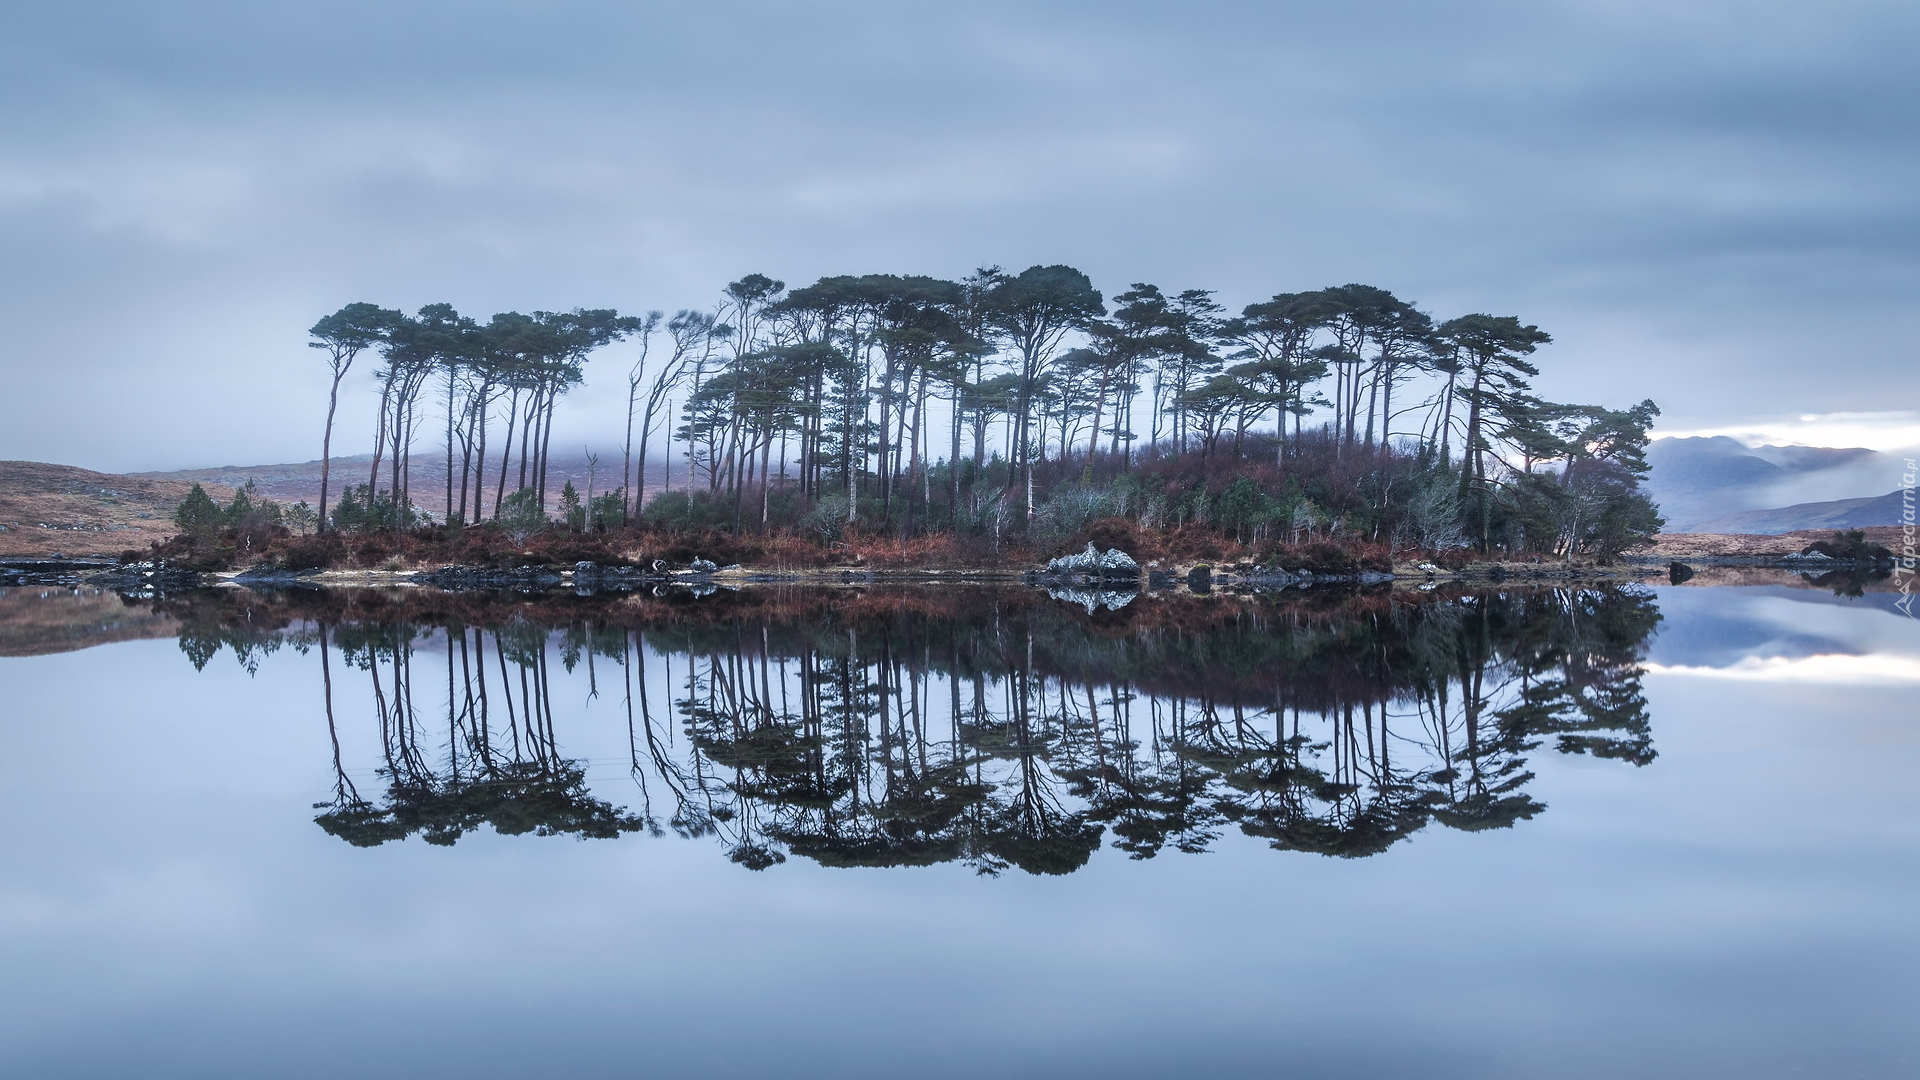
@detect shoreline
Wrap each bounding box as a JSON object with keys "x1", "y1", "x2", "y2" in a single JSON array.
[
  {"x1": 17, "y1": 558, "x2": 1674, "y2": 593},
  {"x1": 1, "y1": 549, "x2": 1892, "y2": 593}
]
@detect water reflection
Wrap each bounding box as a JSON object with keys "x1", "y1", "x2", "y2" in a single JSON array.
[{"x1": 163, "y1": 585, "x2": 1659, "y2": 873}]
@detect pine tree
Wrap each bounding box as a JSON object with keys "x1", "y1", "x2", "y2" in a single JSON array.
[{"x1": 174, "y1": 484, "x2": 224, "y2": 537}]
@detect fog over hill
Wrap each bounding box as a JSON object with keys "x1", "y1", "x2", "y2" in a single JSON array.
[
  {"x1": 115, "y1": 433, "x2": 1920, "y2": 536},
  {"x1": 1645, "y1": 436, "x2": 1909, "y2": 532},
  {"x1": 133, "y1": 451, "x2": 686, "y2": 516},
  {"x1": 1687, "y1": 489, "x2": 1911, "y2": 535},
  {"x1": 124, "y1": 433, "x2": 1918, "y2": 538},
  {"x1": 8, "y1": 431, "x2": 1908, "y2": 556}
]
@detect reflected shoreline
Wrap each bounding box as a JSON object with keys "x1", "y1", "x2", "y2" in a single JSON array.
[{"x1": 125, "y1": 583, "x2": 1664, "y2": 873}]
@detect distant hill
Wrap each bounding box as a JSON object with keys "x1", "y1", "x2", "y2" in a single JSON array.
[
  {"x1": 3, "y1": 450, "x2": 681, "y2": 559},
  {"x1": 6, "y1": 434, "x2": 1903, "y2": 559},
  {"x1": 1645, "y1": 436, "x2": 1889, "y2": 530},
  {"x1": 0, "y1": 461, "x2": 234, "y2": 559},
  {"x1": 128, "y1": 456, "x2": 366, "y2": 507},
  {"x1": 1689, "y1": 488, "x2": 1910, "y2": 535},
  {"x1": 1748, "y1": 444, "x2": 1879, "y2": 472},
  {"x1": 133, "y1": 450, "x2": 682, "y2": 514}
]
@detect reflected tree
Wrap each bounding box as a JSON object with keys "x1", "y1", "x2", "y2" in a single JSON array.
[{"x1": 166, "y1": 585, "x2": 1659, "y2": 872}]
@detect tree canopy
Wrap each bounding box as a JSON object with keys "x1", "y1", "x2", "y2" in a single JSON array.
[{"x1": 292, "y1": 267, "x2": 1661, "y2": 560}]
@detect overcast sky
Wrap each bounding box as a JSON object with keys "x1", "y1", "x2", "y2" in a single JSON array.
[{"x1": 2, "y1": 0, "x2": 1916, "y2": 471}]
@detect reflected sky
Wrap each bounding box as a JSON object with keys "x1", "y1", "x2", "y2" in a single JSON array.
[{"x1": 0, "y1": 582, "x2": 1915, "y2": 1078}]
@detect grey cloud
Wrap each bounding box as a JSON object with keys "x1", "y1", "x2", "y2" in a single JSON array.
[{"x1": 1, "y1": 0, "x2": 1914, "y2": 468}]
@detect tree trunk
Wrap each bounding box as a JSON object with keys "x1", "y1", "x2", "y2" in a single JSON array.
[
  {"x1": 494, "y1": 391, "x2": 516, "y2": 518},
  {"x1": 729, "y1": 421, "x2": 746, "y2": 535},
  {"x1": 1364, "y1": 364, "x2": 1380, "y2": 448},
  {"x1": 1380, "y1": 363, "x2": 1394, "y2": 452},
  {"x1": 950, "y1": 379, "x2": 963, "y2": 527},
  {"x1": 759, "y1": 430, "x2": 775, "y2": 532},
  {"x1": 368, "y1": 379, "x2": 392, "y2": 497},
  {"x1": 877, "y1": 354, "x2": 895, "y2": 528},
  {"x1": 1461, "y1": 366, "x2": 1486, "y2": 546},
  {"x1": 634, "y1": 400, "x2": 654, "y2": 524},
  {"x1": 472, "y1": 395, "x2": 488, "y2": 522},
  {"x1": 516, "y1": 392, "x2": 532, "y2": 494},
  {"x1": 445, "y1": 368, "x2": 457, "y2": 524},
  {"x1": 623, "y1": 379, "x2": 639, "y2": 525},
  {"x1": 905, "y1": 368, "x2": 926, "y2": 537},
  {"x1": 319, "y1": 371, "x2": 345, "y2": 532},
  {"x1": 1082, "y1": 367, "x2": 1111, "y2": 482},
  {"x1": 537, "y1": 386, "x2": 557, "y2": 510}
]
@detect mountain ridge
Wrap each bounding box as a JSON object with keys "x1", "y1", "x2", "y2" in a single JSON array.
[
  {"x1": 1688, "y1": 489, "x2": 1910, "y2": 535},
  {"x1": 1645, "y1": 436, "x2": 1898, "y2": 531}
]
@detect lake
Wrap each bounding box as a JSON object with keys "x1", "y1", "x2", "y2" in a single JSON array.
[{"x1": 1, "y1": 578, "x2": 1915, "y2": 1078}]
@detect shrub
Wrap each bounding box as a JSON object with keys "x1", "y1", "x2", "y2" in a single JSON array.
[
  {"x1": 1213, "y1": 476, "x2": 1271, "y2": 543},
  {"x1": 354, "y1": 536, "x2": 393, "y2": 568},
  {"x1": 1401, "y1": 472, "x2": 1464, "y2": 549},
  {"x1": 1255, "y1": 540, "x2": 1393, "y2": 574},
  {"x1": 801, "y1": 494, "x2": 850, "y2": 543},
  {"x1": 1806, "y1": 530, "x2": 1893, "y2": 563},
  {"x1": 148, "y1": 532, "x2": 234, "y2": 571},
  {"x1": 279, "y1": 534, "x2": 345, "y2": 570},
  {"x1": 1030, "y1": 486, "x2": 1118, "y2": 549},
  {"x1": 496, "y1": 488, "x2": 549, "y2": 545},
  {"x1": 173, "y1": 484, "x2": 224, "y2": 537},
  {"x1": 331, "y1": 484, "x2": 409, "y2": 532},
  {"x1": 1061, "y1": 517, "x2": 1163, "y2": 562},
  {"x1": 588, "y1": 490, "x2": 625, "y2": 532},
  {"x1": 643, "y1": 489, "x2": 731, "y2": 532},
  {"x1": 284, "y1": 501, "x2": 319, "y2": 535}
]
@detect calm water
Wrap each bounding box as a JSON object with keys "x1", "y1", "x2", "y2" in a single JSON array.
[{"x1": 1, "y1": 580, "x2": 1915, "y2": 1078}]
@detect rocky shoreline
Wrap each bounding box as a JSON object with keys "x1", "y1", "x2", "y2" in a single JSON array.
[
  {"x1": 2, "y1": 554, "x2": 1652, "y2": 596},
  {"x1": 4, "y1": 546, "x2": 1891, "y2": 597}
]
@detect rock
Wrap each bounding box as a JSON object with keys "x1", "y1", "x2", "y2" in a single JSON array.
[
  {"x1": 232, "y1": 564, "x2": 321, "y2": 589},
  {"x1": 1668, "y1": 561, "x2": 1695, "y2": 585},
  {"x1": 411, "y1": 566, "x2": 566, "y2": 590},
  {"x1": 1042, "y1": 543, "x2": 1141, "y2": 580},
  {"x1": 688, "y1": 557, "x2": 719, "y2": 574},
  {"x1": 0, "y1": 566, "x2": 74, "y2": 586},
  {"x1": 570, "y1": 561, "x2": 606, "y2": 595},
  {"x1": 1186, "y1": 565, "x2": 1212, "y2": 592},
  {"x1": 0, "y1": 558, "x2": 112, "y2": 587},
  {"x1": 1047, "y1": 586, "x2": 1137, "y2": 613},
  {"x1": 1417, "y1": 562, "x2": 1442, "y2": 574},
  {"x1": 83, "y1": 560, "x2": 206, "y2": 593}
]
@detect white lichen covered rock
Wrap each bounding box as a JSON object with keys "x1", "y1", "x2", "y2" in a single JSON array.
[{"x1": 1045, "y1": 543, "x2": 1140, "y2": 577}]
